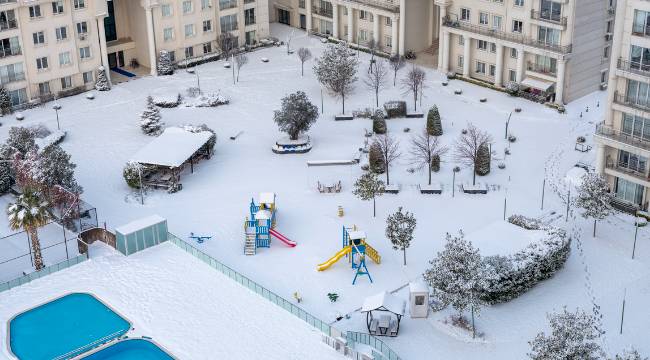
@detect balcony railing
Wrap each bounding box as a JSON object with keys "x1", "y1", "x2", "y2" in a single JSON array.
[
  {"x1": 0, "y1": 19, "x2": 17, "y2": 32},
  {"x1": 526, "y1": 61, "x2": 557, "y2": 76},
  {"x1": 312, "y1": 5, "x2": 332, "y2": 18},
  {"x1": 0, "y1": 71, "x2": 24, "y2": 84},
  {"x1": 596, "y1": 123, "x2": 650, "y2": 153},
  {"x1": 442, "y1": 16, "x2": 572, "y2": 55},
  {"x1": 613, "y1": 91, "x2": 650, "y2": 113},
  {"x1": 632, "y1": 25, "x2": 650, "y2": 37},
  {"x1": 0, "y1": 45, "x2": 20, "y2": 58},
  {"x1": 606, "y1": 162, "x2": 650, "y2": 183},
  {"x1": 617, "y1": 58, "x2": 650, "y2": 78},
  {"x1": 219, "y1": 1, "x2": 237, "y2": 10},
  {"x1": 530, "y1": 10, "x2": 567, "y2": 26},
  {"x1": 348, "y1": 0, "x2": 399, "y2": 12}
]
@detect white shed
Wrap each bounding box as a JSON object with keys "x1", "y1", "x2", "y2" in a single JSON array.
[{"x1": 408, "y1": 282, "x2": 429, "y2": 318}]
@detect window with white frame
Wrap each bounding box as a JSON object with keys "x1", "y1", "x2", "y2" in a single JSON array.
[
  {"x1": 59, "y1": 51, "x2": 71, "y2": 66},
  {"x1": 489, "y1": 64, "x2": 496, "y2": 76},
  {"x1": 600, "y1": 70, "x2": 607, "y2": 84},
  {"x1": 73, "y1": 0, "x2": 84, "y2": 9},
  {"x1": 359, "y1": 10, "x2": 372, "y2": 21},
  {"x1": 477, "y1": 40, "x2": 488, "y2": 51},
  {"x1": 38, "y1": 82, "x2": 50, "y2": 95},
  {"x1": 52, "y1": 0, "x2": 64, "y2": 14},
  {"x1": 203, "y1": 20, "x2": 212, "y2": 32},
  {"x1": 220, "y1": 14, "x2": 238, "y2": 32},
  {"x1": 245, "y1": 8, "x2": 255, "y2": 25},
  {"x1": 182, "y1": 0, "x2": 193, "y2": 14},
  {"x1": 385, "y1": 17, "x2": 391, "y2": 26},
  {"x1": 161, "y1": 4, "x2": 172, "y2": 16},
  {"x1": 55, "y1": 26, "x2": 67, "y2": 41},
  {"x1": 76, "y1": 21, "x2": 88, "y2": 35},
  {"x1": 460, "y1": 8, "x2": 470, "y2": 21},
  {"x1": 603, "y1": 45, "x2": 610, "y2": 59},
  {"x1": 9, "y1": 88, "x2": 27, "y2": 105},
  {"x1": 512, "y1": 20, "x2": 522, "y2": 33},
  {"x1": 492, "y1": 15, "x2": 502, "y2": 30},
  {"x1": 458, "y1": 55, "x2": 464, "y2": 68},
  {"x1": 28, "y1": 5, "x2": 41, "y2": 18},
  {"x1": 185, "y1": 46, "x2": 194, "y2": 58},
  {"x1": 490, "y1": 42, "x2": 496, "y2": 53},
  {"x1": 32, "y1": 31, "x2": 45, "y2": 45},
  {"x1": 509, "y1": 69, "x2": 516, "y2": 82},
  {"x1": 514, "y1": 0, "x2": 523, "y2": 6},
  {"x1": 79, "y1": 46, "x2": 91, "y2": 59},
  {"x1": 184, "y1": 24, "x2": 195, "y2": 37},
  {"x1": 201, "y1": 0, "x2": 210, "y2": 9},
  {"x1": 83, "y1": 71, "x2": 93, "y2": 84},
  {"x1": 510, "y1": 48, "x2": 517, "y2": 58},
  {"x1": 458, "y1": 35, "x2": 464, "y2": 45},
  {"x1": 203, "y1": 42, "x2": 212, "y2": 53},
  {"x1": 36, "y1": 57, "x2": 48, "y2": 70},
  {"x1": 385, "y1": 35, "x2": 392, "y2": 47},
  {"x1": 359, "y1": 29, "x2": 368, "y2": 42},
  {"x1": 60, "y1": 76, "x2": 72, "y2": 89},
  {"x1": 0, "y1": 63, "x2": 24, "y2": 84},
  {"x1": 479, "y1": 12, "x2": 488, "y2": 25},
  {"x1": 475, "y1": 61, "x2": 486, "y2": 74},
  {"x1": 245, "y1": 30, "x2": 256, "y2": 45},
  {"x1": 163, "y1": 27, "x2": 174, "y2": 41}
]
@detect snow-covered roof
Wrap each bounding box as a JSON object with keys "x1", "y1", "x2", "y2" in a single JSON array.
[
  {"x1": 361, "y1": 291, "x2": 406, "y2": 315},
  {"x1": 259, "y1": 192, "x2": 275, "y2": 204},
  {"x1": 521, "y1": 77, "x2": 554, "y2": 91},
  {"x1": 348, "y1": 231, "x2": 366, "y2": 240},
  {"x1": 409, "y1": 282, "x2": 428, "y2": 294},
  {"x1": 255, "y1": 209, "x2": 272, "y2": 220},
  {"x1": 132, "y1": 127, "x2": 212, "y2": 168},
  {"x1": 116, "y1": 215, "x2": 166, "y2": 235}
]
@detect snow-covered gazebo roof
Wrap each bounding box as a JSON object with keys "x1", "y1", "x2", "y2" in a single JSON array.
[
  {"x1": 348, "y1": 231, "x2": 366, "y2": 240},
  {"x1": 259, "y1": 192, "x2": 275, "y2": 205},
  {"x1": 361, "y1": 291, "x2": 406, "y2": 316},
  {"x1": 132, "y1": 127, "x2": 212, "y2": 168}
]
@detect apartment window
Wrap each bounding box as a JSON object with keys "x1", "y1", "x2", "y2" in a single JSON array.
[
  {"x1": 245, "y1": 8, "x2": 255, "y2": 25},
  {"x1": 490, "y1": 42, "x2": 496, "y2": 53},
  {"x1": 603, "y1": 45, "x2": 610, "y2": 59},
  {"x1": 82, "y1": 71, "x2": 93, "y2": 84},
  {"x1": 76, "y1": 21, "x2": 88, "y2": 35},
  {"x1": 245, "y1": 30, "x2": 256, "y2": 45},
  {"x1": 183, "y1": 0, "x2": 193, "y2": 14},
  {"x1": 633, "y1": 10, "x2": 650, "y2": 36},
  {"x1": 458, "y1": 55, "x2": 463, "y2": 68},
  {"x1": 52, "y1": 0, "x2": 64, "y2": 14},
  {"x1": 184, "y1": 46, "x2": 194, "y2": 58},
  {"x1": 169, "y1": 51, "x2": 176, "y2": 62},
  {"x1": 0, "y1": 10, "x2": 16, "y2": 32},
  {"x1": 626, "y1": 80, "x2": 650, "y2": 108},
  {"x1": 359, "y1": 10, "x2": 372, "y2": 22},
  {"x1": 510, "y1": 48, "x2": 517, "y2": 58},
  {"x1": 615, "y1": 178, "x2": 643, "y2": 205},
  {"x1": 38, "y1": 82, "x2": 50, "y2": 95},
  {"x1": 344, "y1": 26, "x2": 348, "y2": 36},
  {"x1": 55, "y1": 26, "x2": 68, "y2": 41},
  {"x1": 477, "y1": 40, "x2": 488, "y2": 51},
  {"x1": 479, "y1": 12, "x2": 488, "y2": 25},
  {"x1": 184, "y1": 24, "x2": 195, "y2": 37},
  {"x1": 8, "y1": 88, "x2": 27, "y2": 106},
  {"x1": 489, "y1": 64, "x2": 496, "y2": 76},
  {"x1": 600, "y1": 70, "x2": 607, "y2": 84},
  {"x1": 492, "y1": 15, "x2": 502, "y2": 30},
  {"x1": 0, "y1": 62, "x2": 24, "y2": 84},
  {"x1": 203, "y1": 20, "x2": 212, "y2": 32},
  {"x1": 508, "y1": 69, "x2": 516, "y2": 82},
  {"x1": 201, "y1": 0, "x2": 210, "y2": 9},
  {"x1": 220, "y1": 14, "x2": 238, "y2": 32},
  {"x1": 32, "y1": 31, "x2": 45, "y2": 45},
  {"x1": 606, "y1": 20, "x2": 613, "y2": 33},
  {"x1": 28, "y1": 5, "x2": 41, "y2": 18},
  {"x1": 161, "y1": 4, "x2": 172, "y2": 16},
  {"x1": 59, "y1": 51, "x2": 71, "y2": 66},
  {"x1": 630, "y1": 45, "x2": 650, "y2": 71},
  {"x1": 73, "y1": 0, "x2": 84, "y2": 9},
  {"x1": 219, "y1": 0, "x2": 237, "y2": 10},
  {"x1": 343, "y1": 7, "x2": 347, "y2": 15},
  {"x1": 60, "y1": 76, "x2": 72, "y2": 89},
  {"x1": 385, "y1": 17, "x2": 391, "y2": 26},
  {"x1": 36, "y1": 56, "x2": 48, "y2": 70},
  {"x1": 299, "y1": 0, "x2": 305, "y2": 8},
  {"x1": 0, "y1": 37, "x2": 19, "y2": 57},
  {"x1": 538, "y1": 26, "x2": 560, "y2": 45},
  {"x1": 514, "y1": 0, "x2": 523, "y2": 6},
  {"x1": 622, "y1": 112, "x2": 650, "y2": 141},
  {"x1": 359, "y1": 29, "x2": 368, "y2": 42},
  {"x1": 475, "y1": 61, "x2": 486, "y2": 74},
  {"x1": 163, "y1": 27, "x2": 174, "y2": 41},
  {"x1": 203, "y1": 42, "x2": 212, "y2": 54},
  {"x1": 384, "y1": 35, "x2": 392, "y2": 47},
  {"x1": 533, "y1": 54, "x2": 557, "y2": 74},
  {"x1": 512, "y1": 20, "x2": 522, "y2": 33},
  {"x1": 618, "y1": 149, "x2": 648, "y2": 173},
  {"x1": 460, "y1": 8, "x2": 470, "y2": 21},
  {"x1": 459, "y1": 35, "x2": 464, "y2": 45},
  {"x1": 79, "y1": 46, "x2": 91, "y2": 59}
]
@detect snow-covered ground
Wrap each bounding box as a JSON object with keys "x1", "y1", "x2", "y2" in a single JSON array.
[
  {"x1": 0, "y1": 242, "x2": 341, "y2": 359},
  {"x1": 0, "y1": 23, "x2": 648, "y2": 359}
]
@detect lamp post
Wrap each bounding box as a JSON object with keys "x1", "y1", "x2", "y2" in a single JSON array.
[
  {"x1": 452, "y1": 166, "x2": 460, "y2": 197},
  {"x1": 52, "y1": 103, "x2": 62, "y2": 130}
]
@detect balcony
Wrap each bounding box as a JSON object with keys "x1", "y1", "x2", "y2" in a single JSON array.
[
  {"x1": 530, "y1": 10, "x2": 567, "y2": 26},
  {"x1": 632, "y1": 25, "x2": 650, "y2": 38},
  {"x1": 312, "y1": 5, "x2": 332, "y2": 18},
  {"x1": 0, "y1": 45, "x2": 19, "y2": 58},
  {"x1": 613, "y1": 91, "x2": 650, "y2": 113},
  {"x1": 442, "y1": 16, "x2": 572, "y2": 55},
  {"x1": 596, "y1": 123, "x2": 650, "y2": 153},
  {"x1": 526, "y1": 61, "x2": 556, "y2": 76},
  {"x1": 0, "y1": 71, "x2": 23, "y2": 84},
  {"x1": 0, "y1": 19, "x2": 17, "y2": 32},
  {"x1": 348, "y1": 0, "x2": 399, "y2": 12},
  {"x1": 617, "y1": 58, "x2": 650, "y2": 78},
  {"x1": 219, "y1": 1, "x2": 237, "y2": 10},
  {"x1": 606, "y1": 162, "x2": 650, "y2": 184}
]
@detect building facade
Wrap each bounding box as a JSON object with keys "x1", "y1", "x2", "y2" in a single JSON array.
[
  {"x1": 595, "y1": 0, "x2": 650, "y2": 211},
  {"x1": 0, "y1": 0, "x2": 269, "y2": 108}
]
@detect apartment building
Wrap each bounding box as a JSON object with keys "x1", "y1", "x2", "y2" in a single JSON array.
[
  {"x1": 437, "y1": 0, "x2": 614, "y2": 104},
  {"x1": 595, "y1": 0, "x2": 650, "y2": 211},
  {"x1": 0, "y1": 0, "x2": 269, "y2": 109}
]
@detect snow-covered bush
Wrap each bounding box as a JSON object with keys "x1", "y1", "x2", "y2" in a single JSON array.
[
  {"x1": 479, "y1": 215, "x2": 570, "y2": 304},
  {"x1": 123, "y1": 161, "x2": 144, "y2": 188},
  {"x1": 427, "y1": 105, "x2": 442, "y2": 136},
  {"x1": 475, "y1": 143, "x2": 491, "y2": 176},
  {"x1": 0, "y1": 87, "x2": 12, "y2": 114},
  {"x1": 373, "y1": 117, "x2": 387, "y2": 134},
  {"x1": 508, "y1": 134, "x2": 517, "y2": 143},
  {"x1": 431, "y1": 154, "x2": 441, "y2": 172},
  {"x1": 186, "y1": 87, "x2": 201, "y2": 98},
  {"x1": 273, "y1": 91, "x2": 318, "y2": 140},
  {"x1": 152, "y1": 93, "x2": 182, "y2": 108},
  {"x1": 157, "y1": 50, "x2": 174, "y2": 75},
  {"x1": 0, "y1": 161, "x2": 12, "y2": 194},
  {"x1": 505, "y1": 82, "x2": 519, "y2": 96},
  {"x1": 35, "y1": 130, "x2": 65, "y2": 150},
  {"x1": 181, "y1": 124, "x2": 217, "y2": 152},
  {"x1": 95, "y1": 66, "x2": 110, "y2": 91},
  {"x1": 368, "y1": 142, "x2": 385, "y2": 174},
  {"x1": 140, "y1": 96, "x2": 164, "y2": 136},
  {"x1": 446, "y1": 72, "x2": 456, "y2": 80},
  {"x1": 187, "y1": 92, "x2": 230, "y2": 108},
  {"x1": 383, "y1": 101, "x2": 406, "y2": 118}
]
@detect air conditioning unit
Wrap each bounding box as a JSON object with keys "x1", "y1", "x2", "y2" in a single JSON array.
[
  {"x1": 605, "y1": 33, "x2": 612, "y2": 41},
  {"x1": 79, "y1": 34, "x2": 87, "y2": 40}
]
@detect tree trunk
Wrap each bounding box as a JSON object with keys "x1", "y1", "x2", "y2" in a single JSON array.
[
  {"x1": 342, "y1": 93, "x2": 345, "y2": 114},
  {"x1": 386, "y1": 167, "x2": 390, "y2": 185},
  {"x1": 472, "y1": 165, "x2": 477, "y2": 185},
  {"x1": 471, "y1": 306, "x2": 476, "y2": 339},
  {"x1": 393, "y1": 72, "x2": 397, "y2": 86},
  {"x1": 301, "y1": 62, "x2": 304, "y2": 76},
  {"x1": 402, "y1": 248, "x2": 406, "y2": 265},
  {"x1": 373, "y1": 196, "x2": 376, "y2": 217},
  {"x1": 376, "y1": 89, "x2": 379, "y2": 107},
  {"x1": 593, "y1": 219, "x2": 597, "y2": 238},
  {"x1": 428, "y1": 162, "x2": 432, "y2": 185},
  {"x1": 413, "y1": 92, "x2": 417, "y2": 111},
  {"x1": 29, "y1": 228, "x2": 44, "y2": 271}
]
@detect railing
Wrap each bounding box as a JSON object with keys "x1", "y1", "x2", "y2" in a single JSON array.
[
  {"x1": 605, "y1": 162, "x2": 650, "y2": 182},
  {"x1": 0, "y1": 45, "x2": 20, "y2": 58},
  {"x1": 346, "y1": 331, "x2": 401, "y2": 360},
  {"x1": 526, "y1": 61, "x2": 557, "y2": 76},
  {"x1": 595, "y1": 123, "x2": 650, "y2": 152},
  {"x1": 613, "y1": 91, "x2": 650, "y2": 113},
  {"x1": 632, "y1": 25, "x2": 650, "y2": 37},
  {"x1": 530, "y1": 10, "x2": 567, "y2": 25},
  {"x1": 312, "y1": 5, "x2": 332, "y2": 17},
  {"x1": 52, "y1": 328, "x2": 127, "y2": 360},
  {"x1": 442, "y1": 16, "x2": 572, "y2": 55},
  {"x1": 348, "y1": 0, "x2": 399, "y2": 12},
  {"x1": 617, "y1": 58, "x2": 650, "y2": 78},
  {"x1": 0, "y1": 19, "x2": 17, "y2": 32},
  {"x1": 219, "y1": 0, "x2": 237, "y2": 10},
  {"x1": 0, "y1": 252, "x2": 88, "y2": 293},
  {"x1": 0, "y1": 71, "x2": 24, "y2": 84}
]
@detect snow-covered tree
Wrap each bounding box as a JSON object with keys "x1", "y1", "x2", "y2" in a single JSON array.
[
  {"x1": 364, "y1": 59, "x2": 388, "y2": 107},
  {"x1": 353, "y1": 171, "x2": 385, "y2": 217},
  {"x1": 140, "y1": 96, "x2": 163, "y2": 136},
  {"x1": 37, "y1": 145, "x2": 82, "y2": 193},
  {"x1": 373, "y1": 134, "x2": 400, "y2": 185},
  {"x1": 615, "y1": 348, "x2": 648, "y2": 360},
  {"x1": 372, "y1": 114, "x2": 387, "y2": 134},
  {"x1": 528, "y1": 308, "x2": 605, "y2": 360},
  {"x1": 296, "y1": 47, "x2": 312, "y2": 76},
  {"x1": 123, "y1": 161, "x2": 144, "y2": 188},
  {"x1": 94, "y1": 66, "x2": 110, "y2": 91},
  {"x1": 389, "y1": 55, "x2": 404, "y2": 86},
  {"x1": 3, "y1": 126, "x2": 37, "y2": 157},
  {"x1": 313, "y1": 43, "x2": 359, "y2": 114},
  {"x1": 423, "y1": 230, "x2": 485, "y2": 336},
  {"x1": 575, "y1": 172, "x2": 614, "y2": 237},
  {"x1": 0, "y1": 161, "x2": 11, "y2": 194},
  {"x1": 386, "y1": 206, "x2": 417, "y2": 265},
  {"x1": 368, "y1": 141, "x2": 385, "y2": 174},
  {"x1": 235, "y1": 53, "x2": 248, "y2": 82},
  {"x1": 410, "y1": 129, "x2": 448, "y2": 185},
  {"x1": 475, "y1": 143, "x2": 491, "y2": 176},
  {"x1": 427, "y1": 105, "x2": 442, "y2": 136},
  {"x1": 273, "y1": 91, "x2": 319, "y2": 140},
  {"x1": 0, "y1": 86, "x2": 12, "y2": 114},
  {"x1": 157, "y1": 50, "x2": 174, "y2": 76},
  {"x1": 401, "y1": 65, "x2": 426, "y2": 111},
  {"x1": 7, "y1": 188, "x2": 50, "y2": 270},
  {"x1": 12, "y1": 149, "x2": 40, "y2": 189},
  {"x1": 454, "y1": 123, "x2": 493, "y2": 185}
]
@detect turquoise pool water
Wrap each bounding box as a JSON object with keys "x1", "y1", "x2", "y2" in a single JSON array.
[
  {"x1": 9, "y1": 293, "x2": 131, "y2": 360},
  {"x1": 82, "y1": 339, "x2": 174, "y2": 360}
]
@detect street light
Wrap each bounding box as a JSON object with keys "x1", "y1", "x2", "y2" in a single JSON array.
[{"x1": 52, "y1": 103, "x2": 62, "y2": 130}]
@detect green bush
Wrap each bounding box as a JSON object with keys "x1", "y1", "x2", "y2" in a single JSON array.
[
  {"x1": 427, "y1": 105, "x2": 442, "y2": 136},
  {"x1": 431, "y1": 154, "x2": 440, "y2": 172},
  {"x1": 368, "y1": 142, "x2": 385, "y2": 174},
  {"x1": 475, "y1": 143, "x2": 491, "y2": 176},
  {"x1": 373, "y1": 117, "x2": 387, "y2": 134}
]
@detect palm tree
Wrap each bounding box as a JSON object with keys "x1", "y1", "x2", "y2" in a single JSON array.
[{"x1": 7, "y1": 189, "x2": 50, "y2": 271}]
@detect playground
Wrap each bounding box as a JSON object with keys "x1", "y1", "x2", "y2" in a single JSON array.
[{"x1": 0, "y1": 24, "x2": 648, "y2": 360}]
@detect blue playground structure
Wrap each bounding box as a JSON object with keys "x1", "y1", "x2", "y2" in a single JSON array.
[
  {"x1": 317, "y1": 226, "x2": 381, "y2": 285},
  {"x1": 244, "y1": 193, "x2": 296, "y2": 255},
  {"x1": 189, "y1": 232, "x2": 212, "y2": 244}
]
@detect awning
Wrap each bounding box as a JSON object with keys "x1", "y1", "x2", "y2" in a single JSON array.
[
  {"x1": 361, "y1": 291, "x2": 406, "y2": 315},
  {"x1": 521, "y1": 77, "x2": 555, "y2": 91},
  {"x1": 132, "y1": 127, "x2": 212, "y2": 168}
]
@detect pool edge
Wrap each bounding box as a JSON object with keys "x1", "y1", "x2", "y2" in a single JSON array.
[{"x1": 75, "y1": 337, "x2": 177, "y2": 360}]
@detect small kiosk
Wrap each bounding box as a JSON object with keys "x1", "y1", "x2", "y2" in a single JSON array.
[{"x1": 408, "y1": 282, "x2": 429, "y2": 318}]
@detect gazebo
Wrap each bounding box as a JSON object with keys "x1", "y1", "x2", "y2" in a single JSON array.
[
  {"x1": 131, "y1": 127, "x2": 213, "y2": 191},
  {"x1": 361, "y1": 291, "x2": 406, "y2": 337}
]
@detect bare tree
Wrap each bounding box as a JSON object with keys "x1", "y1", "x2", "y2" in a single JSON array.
[
  {"x1": 410, "y1": 129, "x2": 448, "y2": 185},
  {"x1": 389, "y1": 54, "x2": 405, "y2": 86},
  {"x1": 297, "y1": 47, "x2": 312, "y2": 76},
  {"x1": 218, "y1": 32, "x2": 236, "y2": 58},
  {"x1": 313, "y1": 43, "x2": 359, "y2": 114},
  {"x1": 373, "y1": 134, "x2": 400, "y2": 185},
  {"x1": 366, "y1": 39, "x2": 379, "y2": 73},
  {"x1": 401, "y1": 65, "x2": 426, "y2": 111},
  {"x1": 454, "y1": 123, "x2": 493, "y2": 185},
  {"x1": 363, "y1": 60, "x2": 388, "y2": 107},
  {"x1": 235, "y1": 53, "x2": 248, "y2": 82}
]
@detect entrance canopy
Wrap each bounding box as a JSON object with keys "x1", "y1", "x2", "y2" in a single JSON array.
[
  {"x1": 132, "y1": 127, "x2": 212, "y2": 168},
  {"x1": 521, "y1": 77, "x2": 555, "y2": 92}
]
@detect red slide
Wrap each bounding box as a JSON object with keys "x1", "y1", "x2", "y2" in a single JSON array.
[{"x1": 269, "y1": 228, "x2": 297, "y2": 247}]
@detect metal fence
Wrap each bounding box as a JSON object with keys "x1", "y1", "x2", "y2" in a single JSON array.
[{"x1": 346, "y1": 331, "x2": 401, "y2": 360}]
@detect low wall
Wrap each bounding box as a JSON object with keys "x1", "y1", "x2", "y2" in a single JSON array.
[{"x1": 0, "y1": 254, "x2": 88, "y2": 293}]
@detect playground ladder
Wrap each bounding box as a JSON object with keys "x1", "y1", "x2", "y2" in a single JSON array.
[
  {"x1": 244, "y1": 229, "x2": 256, "y2": 255},
  {"x1": 364, "y1": 244, "x2": 381, "y2": 264}
]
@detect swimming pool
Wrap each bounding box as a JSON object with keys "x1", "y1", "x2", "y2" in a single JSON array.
[
  {"x1": 82, "y1": 339, "x2": 175, "y2": 360},
  {"x1": 9, "y1": 293, "x2": 131, "y2": 360}
]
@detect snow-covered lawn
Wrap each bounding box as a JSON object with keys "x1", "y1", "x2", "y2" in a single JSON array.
[
  {"x1": 0, "y1": 23, "x2": 648, "y2": 359},
  {"x1": 0, "y1": 242, "x2": 341, "y2": 360}
]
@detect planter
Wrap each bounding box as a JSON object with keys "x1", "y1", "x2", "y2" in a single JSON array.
[
  {"x1": 419, "y1": 183, "x2": 442, "y2": 194},
  {"x1": 272, "y1": 136, "x2": 312, "y2": 154},
  {"x1": 223, "y1": 62, "x2": 231, "y2": 68},
  {"x1": 406, "y1": 113, "x2": 424, "y2": 118},
  {"x1": 454, "y1": 89, "x2": 462, "y2": 95},
  {"x1": 335, "y1": 114, "x2": 354, "y2": 121},
  {"x1": 261, "y1": 57, "x2": 269, "y2": 63},
  {"x1": 480, "y1": 98, "x2": 487, "y2": 103},
  {"x1": 86, "y1": 93, "x2": 95, "y2": 100},
  {"x1": 15, "y1": 113, "x2": 24, "y2": 121},
  {"x1": 442, "y1": 81, "x2": 449, "y2": 86},
  {"x1": 384, "y1": 184, "x2": 400, "y2": 194},
  {"x1": 462, "y1": 183, "x2": 487, "y2": 194}
]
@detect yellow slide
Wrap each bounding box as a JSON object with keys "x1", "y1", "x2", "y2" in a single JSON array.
[{"x1": 317, "y1": 246, "x2": 351, "y2": 271}]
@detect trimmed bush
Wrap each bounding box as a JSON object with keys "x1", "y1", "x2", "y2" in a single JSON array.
[
  {"x1": 475, "y1": 143, "x2": 490, "y2": 176},
  {"x1": 427, "y1": 105, "x2": 442, "y2": 136},
  {"x1": 431, "y1": 154, "x2": 440, "y2": 172},
  {"x1": 123, "y1": 161, "x2": 144, "y2": 188},
  {"x1": 153, "y1": 94, "x2": 182, "y2": 108},
  {"x1": 373, "y1": 117, "x2": 387, "y2": 134},
  {"x1": 368, "y1": 142, "x2": 385, "y2": 174}
]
